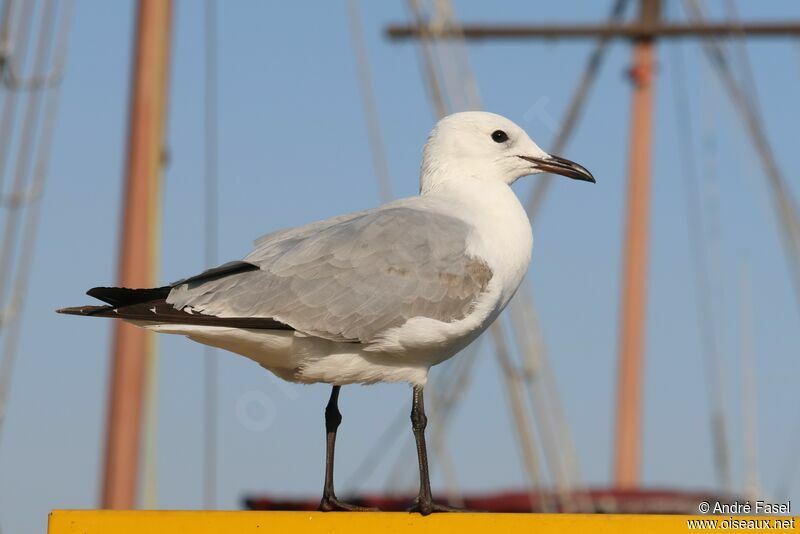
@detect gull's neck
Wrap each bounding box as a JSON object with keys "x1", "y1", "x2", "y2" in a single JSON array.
[
  {"x1": 421, "y1": 175, "x2": 533, "y2": 298},
  {"x1": 419, "y1": 153, "x2": 507, "y2": 195}
]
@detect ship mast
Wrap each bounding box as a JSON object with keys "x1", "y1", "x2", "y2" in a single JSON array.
[
  {"x1": 102, "y1": 0, "x2": 172, "y2": 509},
  {"x1": 613, "y1": 0, "x2": 658, "y2": 487}
]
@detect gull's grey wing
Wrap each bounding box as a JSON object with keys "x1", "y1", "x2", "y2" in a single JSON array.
[{"x1": 167, "y1": 206, "x2": 493, "y2": 343}]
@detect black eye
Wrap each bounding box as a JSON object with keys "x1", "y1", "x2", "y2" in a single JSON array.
[{"x1": 491, "y1": 130, "x2": 508, "y2": 143}]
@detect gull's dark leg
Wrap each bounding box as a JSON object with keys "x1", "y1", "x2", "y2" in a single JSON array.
[
  {"x1": 408, "y1": 385, "x2": 464, "y2": 515},
  {"x1": 318, "y1": 385, "x2": 377, "y2": 512}
]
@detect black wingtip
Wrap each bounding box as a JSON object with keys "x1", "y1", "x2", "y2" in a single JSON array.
[{"x1": 86, "y1": 286, "x2": 171, "y2": 306}]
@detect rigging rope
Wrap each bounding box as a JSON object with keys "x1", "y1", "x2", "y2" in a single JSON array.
[
  {"x1": 406, "y1": 0, "x2": 446, "y2": 120},
  {"x1": 347, "y1": 0, "x2": 393, "y2": 203},
  {"x1": 0, "y1": 0, "x2": 13, "y2": 75},
  {"x1": 490, "y1": 319, "x2": 549, "y2": 511},
  {"x1": 738, "y1": 258, "x2": 761, "y2": 500},
  {"x1": 0, "y1": 0, "x2": 74, "y2": 451},
  {"x1": 508, "y1": 290, "x2": 580, "y2": 510},
  {"x1": 0, "y1": 0, "x2": 35, "y2": 200},
  {"x1": 0, "y1": 0, "x2": 57, "y2": 331},
  {"x1": 668, "y1": 37, "x2": 732, "y2": 491},
  {"x1": 203, "y1": 0, "x2": 219, "y2": 510},
  {"x1": 524, "y1": 0, "x2": 630, "y2": 221},
  {"x1": 684, "y1": 0, "x2": 800, "y2": 499},
  {"x1": 684, "y1": 0, "x2": 800, "y2": 316}
]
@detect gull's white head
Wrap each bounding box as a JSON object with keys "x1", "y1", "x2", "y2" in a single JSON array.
[{"x1": 419, "y1": 111, "x2": 594, "y2": 194}]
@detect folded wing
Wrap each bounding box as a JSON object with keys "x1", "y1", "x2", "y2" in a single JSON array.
[{"x1": 167, "y1": 205, "x2": 493, "y2": 343}]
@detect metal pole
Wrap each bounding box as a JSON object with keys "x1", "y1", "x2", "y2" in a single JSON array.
[
  {"x1": 101, "y1": 0, "x2": 172, "y2": 509},
  {"x1": 613, "y1": 0, "x2": 658, "y2": 489}
]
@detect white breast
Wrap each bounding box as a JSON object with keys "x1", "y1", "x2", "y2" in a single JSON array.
[{"x1": 437, "y1": 177, "x2": 533, "y2": 307}]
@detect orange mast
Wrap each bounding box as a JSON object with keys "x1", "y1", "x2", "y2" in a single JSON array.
[
  {"x1": 613, "y1": 0, "x2": 659, "y2": 488},
  {"x1": 102, "y1": 0, "x2": 172, "y2": 509}
]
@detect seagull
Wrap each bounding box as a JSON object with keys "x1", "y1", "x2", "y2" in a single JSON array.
[{"x1": 58, "y1": 111, "x2": 594, "y2": 515}]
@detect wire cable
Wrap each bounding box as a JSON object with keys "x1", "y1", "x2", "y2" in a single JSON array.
[
  {"x1": 684, "y1": 0, "x2": 800, "y2": 315},
  {"x1": 203, "y1": 0, "x2": 219, "y2": 510},
  {"x1": 0, "y1": 0, "x2": 73, "y2": 449},
  {"x1": 347, "y1": 0, "x2": 393, "y2": 203},
  {"x1": 406, "y1": 0, "x2": 447, "y2": 121},
  {"x1": 684, "y1": 0, "x2": 800, "y2": 498},
  {"x1": 0, "y1": 0, "x2": 34, "y2": 199},
  {"x1": 668, "y1": 37, "x2": 732, "y2": 491},
  {"x1": 738, "y1": 257, "x2": 760, "y2": 500},
  {"x1": 508, "y1": 289, "x2": 579, "y2": 510},
  {"x1": 524, "y1": 0, "x2": 630, "y2": 221},
  {"x1": 0, "y1": 0, "x2": 14, "y2": 70},
  {"x1": 0, "y1": 0, "x2": 57, "y2": 323}
]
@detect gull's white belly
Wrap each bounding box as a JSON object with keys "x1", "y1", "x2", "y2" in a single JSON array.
[{"x1": 137, "y1": 301, "x2": 494, "y2": 387}]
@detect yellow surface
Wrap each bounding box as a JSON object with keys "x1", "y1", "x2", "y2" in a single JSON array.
[{"x1": 48, "y1": 510, "x2": 798, "y2": 533}]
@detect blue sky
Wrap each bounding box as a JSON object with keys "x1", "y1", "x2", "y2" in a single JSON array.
[{"x1": 1, "y1": 1, "x2": 799, "y2": 531}]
